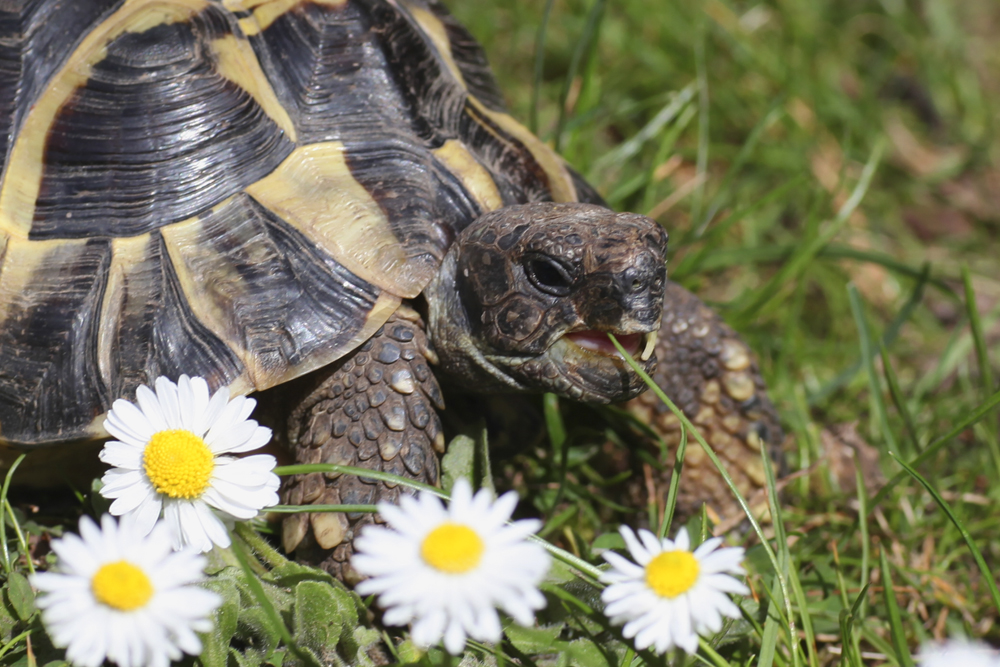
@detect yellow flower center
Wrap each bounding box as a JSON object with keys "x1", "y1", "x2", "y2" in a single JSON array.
[
  {"x1": 645, "y1": 551, "x2": 700, "y2": 598},
  {"x1": 91, "y1": 561, "x2": 154, "y2": 611},
  {"x1": 143, "y1": 429, "x2": 215, "y2": 499},
  {"x1": 420, "y1": 522, "x2": 485, "y2": 574}
]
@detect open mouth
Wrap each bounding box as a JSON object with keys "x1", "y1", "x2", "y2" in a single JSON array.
[{"x1": 563, "y1": 330, "x2": 659, "y2": 361}]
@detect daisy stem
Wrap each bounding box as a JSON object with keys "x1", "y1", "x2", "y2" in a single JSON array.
[
  {"x1": 3, "y1": 500, "x2": 32, "y2": 574},
  {"x1": 234, "y1": 522, "x2": 288, "y2": 570},
  {"x1": 697, "y1": 638, "x2": 731, "y2": 667},
  {"x1": 528, "y1": 533, "x2": 604, "y2": 583},
  {"x1": 608, "y1": 334, "x2": 798, "y2": 644},
  {"x1": 273, "y1": 464, "x2": 444, "y2": 498},
  {"x1": 0, "y1": 454, "x2": 26, "y2": 575}
]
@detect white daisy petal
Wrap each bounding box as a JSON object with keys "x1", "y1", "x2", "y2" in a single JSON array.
[
  {"x1": 352, "y1": 480, "x2": 549, "y2": 655},
  {"x1": 30, "y1": 515, "x2": 220, "y2": 667},
  {"x1": 918, "y1": 639, "x2": 1000, "y2": 667},
  {"x1": 599, "y1": 525, "x2": 750, "y2": 655},
  {"x1": 620, "y1": 525, "x2": 653, "y2": 565},
  {"x1": 99, "y1": 376, "x2": 278, "y2": 552}
]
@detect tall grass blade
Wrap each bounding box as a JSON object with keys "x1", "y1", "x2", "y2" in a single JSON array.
[
  {"x1": 529, "y1": 0, "x2": 555, "y2": 134},
  {"x1": 608, "y1": 334, "x2": 797, "y2": 653},
  {"x1": 870, "y1": 386, "x2": 1000, "y2": 509},
  {"x1": 962, "y1": 264, "x2": 1000, "y2": 479},
  {"x1": 887, "y1": 451, "x2": 1000, "y2": 616},
  {"x1": 879, "y1": 548, "x2": 914, "y2": 667},
  {"x1": 848, "y1": 283, "x2": 897, "y2": 452},
  {"x1": 554, "y1": 0, "x2": 606, "y2": 151},
  {"x1": 880, "y1": 342, "x2": 921, "y2": 455},
  {"x1": 657, "y1": 423, "x2": 686, "y2": 539},
  {"x1": 736, "y1": 139, "x2": 885, "y2": 324}
]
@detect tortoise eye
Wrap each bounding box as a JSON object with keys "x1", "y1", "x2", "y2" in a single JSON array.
[{"x1": 524, "y1": 254, "x2": 575, "y2": 296}]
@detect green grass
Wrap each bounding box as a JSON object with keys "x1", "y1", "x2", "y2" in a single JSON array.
[
  {"x1": 2, "y1": 0, "x2": 999, "y2": 665},
  {"x1": 448, "y1": 0, "x2": 1000, "y2": 663}
]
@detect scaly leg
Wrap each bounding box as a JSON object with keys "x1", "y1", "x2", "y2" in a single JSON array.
[
  {"x1": 281, "y1": 307, "x2": 444, "y2": 581},
  {"x1": 625, "y1": 281, "x2": 784, "y2": 526}
]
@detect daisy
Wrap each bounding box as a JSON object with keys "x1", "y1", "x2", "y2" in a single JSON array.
[
  {"x1": 599, "y1": 526, "x2": 749, "y2": 655},
  {"x1": 31, "y1": 514, "x2": 221, "y2": 667},
  {"x1": 351, "y1": 478, "x2": 551, "y2": 654},
  {"x1": 99, "y1": 375, "x2": 280, "y2": 552},
  {"x1": 918, "y1": 639, "x2": 1000, "y2": 667}
]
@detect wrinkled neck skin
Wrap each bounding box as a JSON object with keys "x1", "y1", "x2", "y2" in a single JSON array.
[
  {"x1": 425, "y1": 202, "x2": 667, "y2": 404},
  {"x1": 427, "y1": 253, "x2": 527, "y2": 392}
]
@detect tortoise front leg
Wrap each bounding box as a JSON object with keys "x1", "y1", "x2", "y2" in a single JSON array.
[
  {"x1": 281, "y1": 307, "x2": 444, "y2": 581},
  {"x1": 625, "y1": 280, "x2": 784, "y2": 526}
]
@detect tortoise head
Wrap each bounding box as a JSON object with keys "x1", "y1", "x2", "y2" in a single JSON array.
[{"x1": 426, "y1": 203, "x2": 667, "y2": 403}]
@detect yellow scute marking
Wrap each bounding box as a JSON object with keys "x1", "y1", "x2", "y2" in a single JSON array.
[
  {"x1": 97, "y1": 234, "x2": 153, "y2": 389},
  {"x1": 245, "y1": 143, "x2": 424, "y2": 298},
  {"x1": 433, "y1": 140, "x2": 502, "y2": 213},
  {"x1": 0, "y1": 0, "x2": 209, "y2": 240},
  {"x1": 230, "y1": 0, "x2": 347, "y2": 36},
  {"x1": 0, "y1": 236, "x2": 86, "y2": 324},
  {"x1": 210, "y1": 35, "x2": 297, "y2": 141},
  {"x1": 471, "y1": 99, "x2": 577, "y2": 203}
]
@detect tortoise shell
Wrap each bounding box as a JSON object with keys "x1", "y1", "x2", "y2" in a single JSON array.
[{"x1": 0, "y1": 0, "x2": 599, "y2": 446}]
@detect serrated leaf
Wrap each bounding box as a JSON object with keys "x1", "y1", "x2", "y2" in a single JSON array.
[
  {"x1": 441, "y1": 435, "x2": 475, "y2": 494},
  {"x1": 6, "y1": 572, "x2": 34, "y2": 621}
]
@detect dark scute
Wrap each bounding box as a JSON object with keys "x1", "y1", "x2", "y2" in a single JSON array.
[
  {"x1": 250, "y1": 1, "x2": 454, "y2": 262},
  {"x1": 148, "y1": 234, "x2": 245, "y2": 395},
  {"x1": 426, "y1": 0, "x2": 507, "y2": 112},
  {"x1": 251, "y1": 0, "x2": 554, "y2": 231},
  {"x1": 101, "y1": 232, "x2": 244, "y2": 402},
  {"x1": 343, "y1": 137, "x2": 447, "y2": 268},
  {"x1": 0, "y1": 0, "x2": 122, "y2": 172},
  {"x1": 189, "y1": 194, "x2": 382, "y2": 373},
  {"x1": 568, "y1": 166, "x2": 606, "y2": 206},
  {"x1": 31, "y1": 6, "x2": 293, "y2": 239},
  {"x1": 0, "y1": 238, "x2": 110, "y2": 444},
  {"x1": 458, "y1": 100, "x2": 554, "y2": 205}
]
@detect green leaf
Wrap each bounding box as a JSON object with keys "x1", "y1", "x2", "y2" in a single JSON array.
[
  {"x1": 5, "y1": 573, "x2": 33, "y2": 621},
  {"x1": 440, "y1": 435, "x2": 475, "y2": 494},
  {"x1": 566, "y1": 637, "x2": 613, "y2": 667},
  {"x1": 269, "y1": 561, "x2": 335, "y2": 589},
  {"x1": 590, "y1": 533, "x2": 625, "y2": 551},
  {"x1": 0, "y1": 593, "x2": 17, "y2": 643},
  {"x1": 504, "y1": 622, "x2": 567, "y2": 655},
  {"x1": 293, "y1": 581, "x2": 347, "y2": 661},
  {"x1": 197, "y1": 578, "x2": 240, "y2": 667}
]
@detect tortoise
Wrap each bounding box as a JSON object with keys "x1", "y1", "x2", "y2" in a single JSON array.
[{"x1": 0, "y1": 0, "x2": 781, "y2": 577}]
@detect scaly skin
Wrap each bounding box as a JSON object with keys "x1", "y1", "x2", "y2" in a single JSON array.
[
  {"x1": 625, "y1": 281, "x2": 784, "y2": 526},
  {"x1": 282, "y1": 309, "x2": 443, "y2": 582},
  {"x1": 285, "y1": 203, "x2": 669, "y2": 577}
]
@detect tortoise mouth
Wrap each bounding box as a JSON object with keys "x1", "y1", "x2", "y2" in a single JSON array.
[{"x1": 562, "y1": 330, "x2": 658, "y2": 361}]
